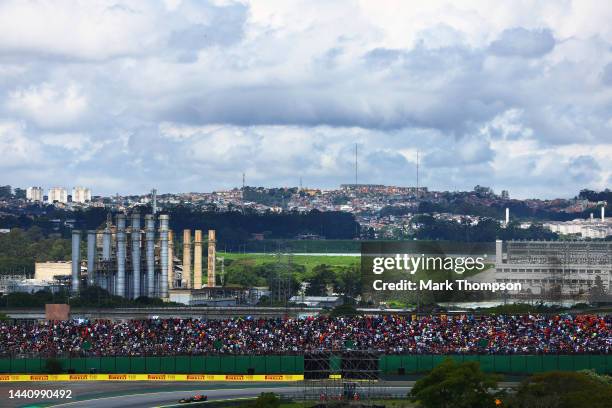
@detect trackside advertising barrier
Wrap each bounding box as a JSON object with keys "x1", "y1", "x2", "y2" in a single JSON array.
[{"x1": 0, "y1": 374, "x2": 302, "y2": 382}]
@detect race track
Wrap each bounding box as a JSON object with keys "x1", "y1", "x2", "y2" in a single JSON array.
[{"x1": 48, "y1": 385, "x2": 413, "y2": 408}]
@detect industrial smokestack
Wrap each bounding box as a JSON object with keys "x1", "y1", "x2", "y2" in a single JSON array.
[
  {"x1": 116, "y1": 214, "x2": 126, "y2": 297},
  {"x1": 194, "y1": 230, "x2": 202, "y2": 289},
  {"x1": 207, "y1": 230, "x2": 216, "y2": 287},
  {"x1": 131, "y1": 212, "x2": 141, "y2": 299},
  {"x1": 87, "y1": 230, "x2": 96, "y2": 286},
  {"x1": 168, "y1": 230, "x2": 174, "y2": 289},
  {"x1": 602, "y1": 205, "x2": 606, "y2": 222},
  {"x1": 505, "y1": 208, "x2": 509, "y2": 226},
  {"x1": 590, "y1": 212, "x2": 594, "y2": 222},
  {"x1": 71, "y1": 230, "x2": 81, "y2": 293},
  {"x1": 102, "y1": 226, "x2": 111, "y2": 261},
  {"x1": 145, "y1": 214, "x2": 155, "y2": 297},
  {"x1": 495, "y1": 239, "x2": 503, "y2": 265},
  {"x1": 159, "y1": 214, "x2": 170, "y2": 298},
  {"x1": 182, "y1": 229, "x2": 192, "y2": 289}
]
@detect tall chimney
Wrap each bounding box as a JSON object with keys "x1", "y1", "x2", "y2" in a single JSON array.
[
  {"x1": 182, "y1": 229, "x2": 192, "y2": 289},
  {"x1": 102, "y1": 226, "x2": 111, "y2": 261},
  {"x1": 207, "y1": 230, "x2": 216, "y2": 287},
  {"x1": 602, "y1": 205, "x2": 606, "y2": 222},
  {"x1": 145, "y1": 214, "x2": 156, "y2": 297},
  {"x1": 116, "y1": 214, "x2": 126, "y2": 297},
  {"x1": 505, "y1": 208, "x2": 510, "y2": 226},
  {"x1": 590, "y1": 212, "x2": 594, "y2": 221},
  {"x1": 194, "y1": 230, "x2": 203, "y2": 289},
  {"x1": 71, "y1": 230, "x2": 81, "y2": 293},
  {"x1": 159, "y1": 215, "x2": 170, "y2": 298},
  {"x1": 131, "y1": 212, "x2": 141, "y2": 299},
  {"x1": 168, "y1": 230, "x2": 174, "y2": 289},
  {"x1": 495, "y1": 239, "x2": 503, "y2": 265},
  {"x1": 87, "y1": 230, "x2": 96, "y2": 287}
]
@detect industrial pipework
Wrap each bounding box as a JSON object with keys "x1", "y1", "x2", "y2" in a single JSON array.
[
  {"x1": 168, "y1": 230, "x2": 174, "y2": 289},
  {"x1": 131, "y1": 212, "x2": 141, "y2": 299},
  {"x1": 116, "y1": 213, "x2": 126, "y2": 297},
  {"x1": 207, "y1": 229, "x2": 216, "y2": 287},
  {"x1": 87, "y1": 230, "x2": 96, "y2": 286},
  {"x1": 159, "y1": 214, "x2": 170, "y2": 298},
  {"x1": 194, "y1": 230, "x2": 203, "y2": 289},
  {"x1": 182, "y1": 229, "x2": 192, "y2": 289},
  {"x1": 71, "y1": 229, "x2": 81, "y2": 293},
  {"x1": 145, "y1": 214, "x2": 156, "y2": 297}
]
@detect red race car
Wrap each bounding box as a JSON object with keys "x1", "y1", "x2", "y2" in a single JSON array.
[{"x1": 178, "y1": 394, "x2": 208, "y2": 403}]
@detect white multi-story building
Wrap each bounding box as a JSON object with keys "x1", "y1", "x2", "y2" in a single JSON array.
[
  {"x1": 48, "y1": 187, "x2": 68, "y2": 203},
  {"x1": 544, "y1": 219, "x2": 612, "y2": 239},
  {"x1": 542, "y1": 206, "x2": 611, "y2": 239},
  {"x1": 26, "y1": 186, "x2": 43, "y2": 202},
  {"x1": 495, "y1": 240, "x2": 612, "y2": 296},
  {"x1": 72, "y1": 186, "x2": 92, "y2": 203}
]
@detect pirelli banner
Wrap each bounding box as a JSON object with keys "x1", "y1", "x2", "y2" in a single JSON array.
[{"x1": 0, "y1": 374, "x2": 304, "y2": 382}]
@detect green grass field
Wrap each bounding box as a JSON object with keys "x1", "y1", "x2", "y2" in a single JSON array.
[{"x1": 219, "y1": 252, "x2": 360, "y2": 274}]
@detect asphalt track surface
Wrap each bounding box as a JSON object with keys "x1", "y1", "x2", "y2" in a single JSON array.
[
  {"x1": 2, "y1": 382, "x2": 415, "y2": 408},
  {"x1": 47, "y1": 385, "x2": 413, "y2": 408},
  {"x1": 50, "y1": 386, "x2": 307, "y2": 408}
]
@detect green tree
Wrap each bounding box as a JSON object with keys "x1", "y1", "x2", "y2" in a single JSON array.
[
  {"x1": 508, "y1": 371, "x2": 612, "y2": 408},
  {"x1": 329, "y1": 303, "x2": 358, "y2": 318},
  {"x1": 247, "y1": 392, "x2": 280, "y2": 408},
  {"x1": 589, "y1": 275, "x2": 607, "y2": 302},
  {"x1": 0, "y1": 185, "x2": 11, "y2": 199},
  {"x1": 334, "y1": 266, "x2": 361, "y2": 297},
  {"x1": 411, "y1": 359, "x2": 500, "y2": 408},
  {"x1": 13, "y1": 188, "x2": 26, "y2": 199},
  {"x1": 305, "y1": 264, "x2": 335, "y2": 296}
]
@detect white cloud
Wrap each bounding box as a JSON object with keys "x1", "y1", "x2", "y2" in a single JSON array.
[
  {"x1": 7, "y1": 83, "x2": 88, "y2": 128},
  {"x1": 0, "y1": 0, "x2": 610, "y2": 198},
  {"x1": 0, "y1": 121, "x2": 43, "y2": 166}
]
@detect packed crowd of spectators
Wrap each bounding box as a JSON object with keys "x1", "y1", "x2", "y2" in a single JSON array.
[{"x1": 0, "y1": 314, "x2": 609, "y2": 356}]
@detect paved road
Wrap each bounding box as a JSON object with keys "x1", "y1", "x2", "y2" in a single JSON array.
[
  {"x1": 47, "y1": 386, "x2": 413, "y2": 408},
  {"x1": 1, "y1": 382, "x2": 280, "y2": 408}
]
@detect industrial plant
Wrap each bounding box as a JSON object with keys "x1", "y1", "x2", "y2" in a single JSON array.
[{"x1": 70, "y1": 212, "x2": 218, "y2": 302}]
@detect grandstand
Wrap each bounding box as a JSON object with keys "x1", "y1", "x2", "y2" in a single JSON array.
[{"x1": 1, "y1": 314, "x2": 609, "y2": 357}]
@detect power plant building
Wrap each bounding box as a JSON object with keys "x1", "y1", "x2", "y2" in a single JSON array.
[
  {"x1": 495, "y1": 240, "x2": 612, "y2": 297},
  {"x1": 70, "y1": 213, "x2": 219, "y2": 302}
]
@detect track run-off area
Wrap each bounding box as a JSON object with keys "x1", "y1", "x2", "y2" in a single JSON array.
[{"x1": 1, "y1": 382, "x2": 419, "y2": 408}]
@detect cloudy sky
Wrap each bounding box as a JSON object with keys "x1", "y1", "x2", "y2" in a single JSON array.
[{"x1": 1, "y1": 0, "x2": 611, "y2": 198}]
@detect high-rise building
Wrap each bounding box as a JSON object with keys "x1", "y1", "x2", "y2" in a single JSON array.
[
  {"x1": 48, "y1": 187, "x2": 68, "y2": 203},
  {"x1": 72, "y1": 186, "x2": 92, "y2": 203},
  {"x1": 26, "y1": 187, "x2": 43, "y2": 202}
]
